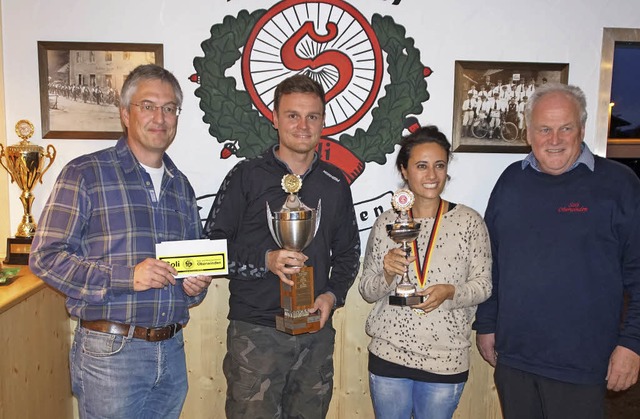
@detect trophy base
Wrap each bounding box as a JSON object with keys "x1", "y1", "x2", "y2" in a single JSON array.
[
  {"x1": 275, "y1": 312, "x2": 321, "y2": 335},
  {"x1": 4, "y1": 237, "x2": 32, "y2": 265},
  {"x1": 276, "y1": 266, "x2": 318, "y2": 334},
  {"x1": 389, "y1": 294, "x2": 425, "y2": 306}
]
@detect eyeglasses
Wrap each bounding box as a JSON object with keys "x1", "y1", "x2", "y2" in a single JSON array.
[{"x1": 131, "y1": 101, "x2": 182, "y2": 117}]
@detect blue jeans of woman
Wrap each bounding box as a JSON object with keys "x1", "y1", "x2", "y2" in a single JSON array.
[
  {"x1": 71, "y1": 324, "x2": 188, "y2": 419},
  {"x1": 369, "y1": 372, "x2": 465, "y2": 419}
]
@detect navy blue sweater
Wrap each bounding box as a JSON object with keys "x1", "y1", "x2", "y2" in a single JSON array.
[{"x1": 474, "y1": 156, "x2": 640, "y2": 384}]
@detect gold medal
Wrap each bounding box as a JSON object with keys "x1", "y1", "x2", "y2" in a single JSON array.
[{"x1": 281, "y1": 174, "x2": 302, "y2": 194}]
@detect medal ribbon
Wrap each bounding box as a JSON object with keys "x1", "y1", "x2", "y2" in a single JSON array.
[{"x1": 409, "y1": 199, "x2": 445, "y2": 288}]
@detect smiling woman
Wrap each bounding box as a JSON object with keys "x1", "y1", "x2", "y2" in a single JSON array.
[{"x1": 359, "y1": 125, "x2": 492, "y2": 419}]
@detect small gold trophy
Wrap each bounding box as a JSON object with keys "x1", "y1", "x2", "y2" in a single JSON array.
[
  {"x1": 267, "y1": 174, "x2": 321, "y2": 335},
  {"x1": 0, "y1": 120, "x2": 56, "y2": 264},
  {"x1": 387, "y1": 189, "x2": 423, "y2": 306}
]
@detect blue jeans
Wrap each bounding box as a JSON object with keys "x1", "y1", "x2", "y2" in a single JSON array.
[
  {"x1": 71, "y1": 324, "x2": 188, "y2": 419},
  {"x1": 369, "y1": 373, "x2": 465, "y2": 419}
]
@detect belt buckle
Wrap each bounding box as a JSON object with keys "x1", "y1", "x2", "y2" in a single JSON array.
[
  {"x1": 145, "y1": 324, "x2": 176, "y2": 342},
  {"x1": 146, "y1": 326, "x2": 161, "y2": 342}
]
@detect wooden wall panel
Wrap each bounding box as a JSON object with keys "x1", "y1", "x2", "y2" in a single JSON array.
[
  {"x1": 0, "y1": 286, "x2": 72, "y2": 419},
  {"x1": 180, "y1": 274, "x2": 502, "y2": 418},
  {"x1": 330, "y1": 285, "x2": 377, "y2": 417},
  {"x1": 182, "y1": 279, "x2": 230, "y2": 417}
]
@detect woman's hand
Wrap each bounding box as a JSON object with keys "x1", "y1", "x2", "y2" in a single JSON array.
[
  {"x1": 411, "y1": 284, "x2": 455, "y2": 313},
  {"x1": 382, "y1": 247, "x2": 415, "y2": 285}
]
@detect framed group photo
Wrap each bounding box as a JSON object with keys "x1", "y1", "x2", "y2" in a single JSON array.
[
  {"x1": 452, "y1": 60, "x2": 569, "y2": 153},
  {"x1": 37, "y1": 41, "x2": 163, "y2": 139}
]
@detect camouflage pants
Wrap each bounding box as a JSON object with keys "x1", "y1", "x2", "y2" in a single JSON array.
[{"x1": 224, "y1": 320, "x2": 335, "y2": 419}]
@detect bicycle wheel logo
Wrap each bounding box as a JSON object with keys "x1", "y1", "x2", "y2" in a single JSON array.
[
  {"x1": 193, "y1": 0, "x2": 432, "y2": 184},
  {"x1": 242, "y1": 0, "x2": 383, "y2": 137}
]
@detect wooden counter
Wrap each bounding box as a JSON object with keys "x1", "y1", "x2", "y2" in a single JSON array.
[
  {"x1": 1, "y1": 266, "x2": 47, "y2": 313},
  {"x1": 0, "y1": 266, "x2": 73, "y2": 418}
]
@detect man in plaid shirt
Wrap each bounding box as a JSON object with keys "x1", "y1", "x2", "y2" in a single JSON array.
[{"x1": 30, "y1": 64, "x2": 211, "y2": 418}]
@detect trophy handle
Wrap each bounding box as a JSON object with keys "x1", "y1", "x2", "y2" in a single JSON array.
[
  {"x1": 38, "y1": 144, "x2": 57, "y2": 184},
  {"x1": 314, "y1": 199, "x2": 322, "y2": 236},
  {"x1": 266, "y1": 202, "x2": 282, "y2": 248},
  {"x1": 0, "y1": 144, "x2": 15, "y2": 182}
]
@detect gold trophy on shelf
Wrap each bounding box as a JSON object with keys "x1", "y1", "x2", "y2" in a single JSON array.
[
  {"x1": 0, "y1": 120, "x2": 56, "y2": 264},
  {"x1": 387, "y1": 189, "x2": 424, "y2": 306},
  {"x1": 267, "y1": 174, "x2": 321, "y2": 335}
]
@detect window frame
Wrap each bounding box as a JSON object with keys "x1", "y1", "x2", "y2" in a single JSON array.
[{"x1": 597, "y1": 28, "x2": 640, "y2": 158}]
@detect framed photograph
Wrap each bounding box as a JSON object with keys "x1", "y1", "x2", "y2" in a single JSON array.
[
  {"x1": 452, "y1": 60, "x2": 569, "y2": 153},
  {"x1": 38, "y1": 41, "x2": 163, "y2": 139}
]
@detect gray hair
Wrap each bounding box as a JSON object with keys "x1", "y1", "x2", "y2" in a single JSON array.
[
  {"x1": 120, "y1": 64, "x2": 183, "y2": 109},
  {"x1": 524, "y1": 83, "x2": 587, "y2": 128}
]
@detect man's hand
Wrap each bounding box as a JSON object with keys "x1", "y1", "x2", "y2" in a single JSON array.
[
  {"x1": 309, "y1": 292, "x2": 335, "y2": 331},
  {"x1": 606, "y1": 345, "x2": 640, "y2": 391},
  {"x1": 266, "y1": 249, "x2": 308, "y2": 286},
  {"x1": 476, "y1": 333, "x2": 497, "y2": 367},
  {"x1": 133, "y1": 258, "x2": 177, "y2": 291},
  {"x1": 182, "y1": 275, "x2": 213, "y2": 297}
]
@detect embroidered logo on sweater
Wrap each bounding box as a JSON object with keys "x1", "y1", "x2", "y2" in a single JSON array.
[{"x1": 557, "y1": 202, "x2": 588, "y2": 213}]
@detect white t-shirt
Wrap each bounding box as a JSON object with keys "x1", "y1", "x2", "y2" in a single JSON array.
[{"x1": 140, "y1": 162, "x2": 165, "y2": 200}]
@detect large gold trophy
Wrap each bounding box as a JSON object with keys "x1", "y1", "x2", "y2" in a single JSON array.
[
  {"x1": 267, "y1": 174, "x2": 321, "y2": 335},
  {"x1": 0, "y1": 120, "x2": 56, "y2": 264}
]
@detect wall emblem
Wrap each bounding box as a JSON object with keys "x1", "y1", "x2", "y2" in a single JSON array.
[{"x1": 192, "y1": 0, "x2": 431, "y2": 184}]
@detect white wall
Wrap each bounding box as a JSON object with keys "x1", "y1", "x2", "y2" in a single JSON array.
[{"x1": 2, "y1": 0, "x2": 640, "y2": 248}]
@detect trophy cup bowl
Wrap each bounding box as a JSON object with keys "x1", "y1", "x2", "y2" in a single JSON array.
[
  {"x1": 387, "y1": 224, "x2": 421, "y2": 245},
  {"x1": 266, "y1": 174, "x2": 322, "y2": 335},
  {"x1": 0, "y1": 120, "x2": 56, "y2": 265},
  {"x1": 269, "y1": 210, "x2": 317, "y2": 252}
]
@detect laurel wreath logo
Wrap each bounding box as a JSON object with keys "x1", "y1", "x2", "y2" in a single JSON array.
[{"x1": 193, "y1": 8, "x2": 430, "y2": 166}]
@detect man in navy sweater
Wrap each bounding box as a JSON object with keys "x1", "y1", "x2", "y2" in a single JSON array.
[{"x1": 474, "y1": 83, "x2": 640, "y2": 418}]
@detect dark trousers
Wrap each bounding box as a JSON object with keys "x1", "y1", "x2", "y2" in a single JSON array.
[
  {"x1": 495, "y1": 363, "x2": 606, "y2": 419},
  {"x1": 224, "y1": 319, "x2": 336, "y2": 419}
]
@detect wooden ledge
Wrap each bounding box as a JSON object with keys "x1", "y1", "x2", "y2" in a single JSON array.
[{"x1": 0, "y1": 266, "x2": 47, "y2": 314}]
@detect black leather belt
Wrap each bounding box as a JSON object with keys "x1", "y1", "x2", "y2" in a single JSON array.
[{"x1": 80, "y1": 319, "x2": 182, "y2": 342}]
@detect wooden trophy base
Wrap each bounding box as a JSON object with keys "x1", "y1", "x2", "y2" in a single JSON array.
[
  {"x1": 389, "y1": 294, "x2": 425, "y2": 306},
  {"x1": 4, "y1": 237, "x2": 32, "y2": 265},
  {"x1": 275, "y1": 312, "x2": 321, "y2": 335},
  {"x1": 276, "y1": 265, "x2": 320, "y2": 335}
]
